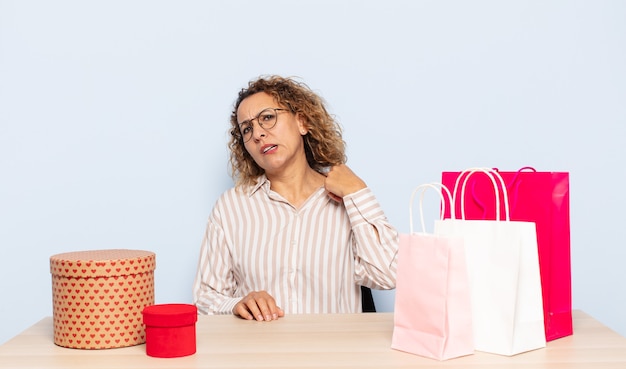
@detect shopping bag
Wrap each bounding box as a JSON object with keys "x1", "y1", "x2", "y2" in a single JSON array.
[
  {"x1": 434, "y1": 168, "x2": 546, "y2": 356},
  {"x1": 442, "y1": 167, "x2": 572, "y2": 341},
  {"x1": 391, "y1": 183, "x2": 473, "y2": 360}
]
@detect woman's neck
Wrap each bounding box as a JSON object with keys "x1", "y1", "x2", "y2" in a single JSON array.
[{"x1": 267, "y1": 166, "x2": 325, "y2": 208}]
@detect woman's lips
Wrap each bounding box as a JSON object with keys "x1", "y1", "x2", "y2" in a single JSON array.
[{"x1": 261, "y1": 144, "x2": 277, "y2": 154}]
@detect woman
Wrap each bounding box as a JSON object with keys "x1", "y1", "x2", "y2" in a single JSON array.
[{"x1": 192, "y1": 75, "x2": 398, "y2": 321}]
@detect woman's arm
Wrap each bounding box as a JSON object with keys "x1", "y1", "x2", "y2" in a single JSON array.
[
  {"x1": 192, "y1": 217, "x2": 242, "y2": 315},
  {"x1": 343, "y1": 187, "x2": 399, "y2": 289}
]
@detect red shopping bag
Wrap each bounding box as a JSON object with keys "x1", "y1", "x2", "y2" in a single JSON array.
[{"x1": 442, "y1": 167, "x2": 572, "y2": 341}]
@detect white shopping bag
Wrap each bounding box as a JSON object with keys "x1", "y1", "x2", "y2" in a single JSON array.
[{"x1": 434, "y1": 168, "x2": 546, "y2": 356}]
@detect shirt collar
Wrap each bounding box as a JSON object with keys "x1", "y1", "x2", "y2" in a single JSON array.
[{"x1": 248, "y1": 174, "x2": 270, "y2": 197}]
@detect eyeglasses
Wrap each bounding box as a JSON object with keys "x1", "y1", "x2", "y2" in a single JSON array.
[{"x1": 238, "y1": 108, "x2": 289, "y2": 143}]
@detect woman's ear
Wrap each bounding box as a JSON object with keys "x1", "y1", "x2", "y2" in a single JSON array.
[{"x1": 296, "y1": 113, "x2": 308, "y2": 135}]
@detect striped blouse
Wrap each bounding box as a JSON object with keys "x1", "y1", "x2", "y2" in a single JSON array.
[{"x1": 192, "y1": 175, "x2": 398, "y2": 315}]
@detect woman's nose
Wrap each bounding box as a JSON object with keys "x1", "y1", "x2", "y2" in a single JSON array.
[{"x1": 252, "y1": 124, "x2": 267, "y2": 141}]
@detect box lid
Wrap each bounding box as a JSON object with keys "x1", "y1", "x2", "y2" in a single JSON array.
[
  {"x1": 50, "y1": 249, "x2": 156, "y2": 278},
  {"x1": 143, "y1": 303, "x2": 198, "y2": 327}
]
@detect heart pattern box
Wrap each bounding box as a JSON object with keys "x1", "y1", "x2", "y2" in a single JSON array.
[{"x1": 50, "y1": 249, "x2": 156, "y2": 349}]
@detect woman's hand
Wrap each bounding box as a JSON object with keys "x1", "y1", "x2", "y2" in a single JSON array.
[
  {"x1": 233, "y1": 290, "x2": 285, "y2": 321},
  {"x1": 324, "y1": 164, "x2": 367, "y2": 201}
]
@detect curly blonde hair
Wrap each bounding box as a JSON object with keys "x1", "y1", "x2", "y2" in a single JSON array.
[{"x1": 228, "y1": 76, "x2": 346, "y2": 187}]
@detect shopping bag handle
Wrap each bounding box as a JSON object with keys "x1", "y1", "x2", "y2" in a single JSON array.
[
  {"x1": 452, "y1": 167, "x2": 510, "y2": 221},
  {"x1": 409, "y1": 183, "x2": 454, "y2": 233},
  {"x1": 469, "y1": 166, "x2": 536, "y2": 218}
]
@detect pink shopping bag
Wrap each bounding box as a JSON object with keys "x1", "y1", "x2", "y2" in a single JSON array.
[
  {"x1": 442, "y1": 167, "x2": 572, "y2": 341},
  {"x1": 392, "y1": 183, "x2": 473, "y2": 360}
]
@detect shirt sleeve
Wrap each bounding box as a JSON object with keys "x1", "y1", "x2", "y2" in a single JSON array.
[
  {"x1": 192, "y1": 203, "x2": 242, "y2": 315},
  {"x1": 343, "y1": 187, "x2": 399, "y2": 290}
]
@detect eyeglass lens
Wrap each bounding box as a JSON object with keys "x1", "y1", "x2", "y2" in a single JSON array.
[{"x1": 240, "y1": 108, "x2": 279, "y2": 142}]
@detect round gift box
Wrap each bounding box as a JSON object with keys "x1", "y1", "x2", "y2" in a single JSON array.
[
  {"x1": 142, "y1": 303, "x2": 198, "y2": 358},
  {"x1": 50, "y1": 249, "x2": 156, "y2": 349}
]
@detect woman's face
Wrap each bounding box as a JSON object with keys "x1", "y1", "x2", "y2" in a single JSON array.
[{"x1": 237, "y1": 92, "x2": 308, "y2": 175}]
